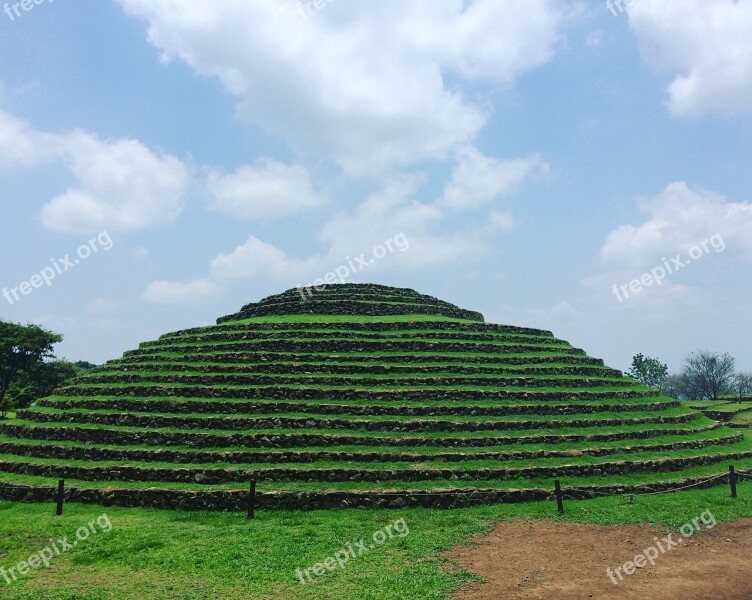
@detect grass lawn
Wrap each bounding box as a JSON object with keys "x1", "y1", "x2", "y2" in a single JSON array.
[{"x1": 0, "y1": 480, "x2": 751, "y2": 599}]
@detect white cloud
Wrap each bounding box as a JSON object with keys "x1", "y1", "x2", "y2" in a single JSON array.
[
  {"x1": 116, "y1": 0, "x2": 565, "y2": 169},
  {"x1": 319, "y1": 174, "x2": 483, "y2": 268},
  {"x1": 0, "y1": 107, "x2": 191, "y2": 234},
  {"x1": 582, "y1": 271, "x2": 709, "y2": 313},
  {"x1": 43, "y1": 133, "x2": 190, "y2": 233},
  {"x1": 441, "y1": 146, "x2": 549, "y2": 211},
  {"x1": 0, "y1": 108, "x2": 60, "y2": 166},
  {"x1": 601, "y1": 182, "x2": 752, "y2": 267},
  {"x1": 209, "y1": 236, "x2": 320, "y2": 281},
  {"x1": 164, "y1": 150, "x2": 543, "y2": 293},
  {"x1": 628, "y1": 0, "x2": 752, "y2": 117},
  {"x1": 142, "y1": 279, "x2": 220, "y2": 305},
  {"x1": 207, "y1": 159, "x2": 323, "y2": 219}
]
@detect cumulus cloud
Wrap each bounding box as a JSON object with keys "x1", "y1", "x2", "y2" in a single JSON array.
[
  {"x1": 628, "y1": 0, "x2": 752, "y2": 117},
  {"x1": 116, "y1": 0, "x2": 565, "y2": 169},
  {"x1": 207, "y1": 159, "x2": 323, "y2": 220},
  {"x1": 441, "y1": 146, "x2": 549, "y2": 211},
  {"x1": 209, "y1": 236, "x2": 320, "y2": 281},
  {"x1": 147, "y1": 148, "x2": 544, "y2": 298},
  {"x1": 316, "y1": 174, "x2": 486, "y2": 269},
  {"x1": 601, "y1": 182, "x2": 752, "y2": 267},
  {"x1": 142, "y1": 279, "x2": 220, "y2": 305},
  {"x1": 43, "y1": 133, "x2": 190, "y2": 233},
  {"x1": 0, "y1": 107, "x2": 191, "y2": 234},
  {"x1": 0, "y1": 108, "x2": 60, "y2": 166}
]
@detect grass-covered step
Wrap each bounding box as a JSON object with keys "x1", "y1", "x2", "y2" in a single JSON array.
[
  {"x1": 54, "y1": 383, "x2": 654, "y2": 401},
  {"x1": 114, "y1": 351, "x2": 608, "y2": 366},
  {"x1": 0, "y1": 444, "x2": 749, "y2": 484},
  {"x1": 73, "y1": 372, "x2": 636, "y2": 389},
  {"x1": 3, "y1": 453, "x2": 750, "y2": 494},
  {"x1": 223, "y1": 300, "x2": 483, "y2": 321},
  {"x1": 0, "y1": 431, "x2": 740, "y2": 465},
  {"x1": 94, "y1": 361, "x2": 622, "y2": 377},
  {"x1": 218, "y1": 292, "x2": 485, "y2": 322},
  {"x1": 8, "y1": 440, "x2": 750, "y2": 473},
  {"x1": 38, "y1": 396, "x2": 679, "y2": 417},
  {"x1": 686, "y1": 401, "x2": 752, "y2": 422},
  {"x1": 154, "y1": 329, "x2": 563, "y2": 347},
  {"x1": 2, "y1": 464, "x2": 749, "y2": 510},
  {"x1": 131, "y1": 337, "x2": 580, "y2": 355},
  {"x1": 168, "y1": 317, "x2": 554, "y2": 338},
  {"x1": 0, "y1": 426, "x2": 737, "y2": 454},
  {"x1": 17, "y1": 406, "x2": 697, "y2": 433},
  {"x1": 0, "y1": 418, "x2": 721, "y2": 449}
]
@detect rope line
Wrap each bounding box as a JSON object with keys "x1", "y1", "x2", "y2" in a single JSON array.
[{"x1": 0, "y1": 469, "x2": 741, "y2": 499}]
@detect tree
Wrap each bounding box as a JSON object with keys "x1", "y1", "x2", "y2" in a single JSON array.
[
  {"x1": 74, "y1": 361, "x2": 98, "y2": 370},
  {"x1": 733, "y1": 373, "x2": 752, "y2": 400},
  {"x1": 680, "y1": 351, "x2": 736, "y2": 401},
  {"x1": 6, "y1": 360, "x2": 79, "y2": 409},
  {"x1": 0, "y1": 321, "x2": 62, "y2": 417},
  {"x1": 629, "y1": 353, "x2": 668, "y2": 389},
  {"x1": 660, "y1": 374, "x2": 686, "y2": 399}
]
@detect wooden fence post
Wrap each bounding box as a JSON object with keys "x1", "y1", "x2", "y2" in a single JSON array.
[
  {"x1": 730, "y1": 465, "x2": 737, "y2": 499},
  {"x1": 56, "y1": 479, "x2": 65, "y2": 516},
  {"x1": 554, "y1": 479, "x2": 564, "y2": 514},
  {"x1": 247, "y1": 480, "x2": 257, "y2": 519}
]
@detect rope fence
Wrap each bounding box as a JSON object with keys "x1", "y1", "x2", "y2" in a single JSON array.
[{"x1": 0, "y1": 464, "x2": 748, "y2": 516}]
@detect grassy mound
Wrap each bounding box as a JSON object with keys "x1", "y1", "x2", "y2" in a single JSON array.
[{"x1": 0, "y1": 284, "x2": 748, "y2": 510}]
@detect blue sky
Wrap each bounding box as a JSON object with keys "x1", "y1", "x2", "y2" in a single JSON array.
[{"x1": 1, "y1": 0, "x2": 751, "y2": 373}]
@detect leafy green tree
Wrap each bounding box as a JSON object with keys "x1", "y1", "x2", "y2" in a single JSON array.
[
  {"x1": 628, "y1": 353, "x2": 668, "y2": 389},
  {"x1": 6, "y1": 360, "x2": 79, "y2": 409},
  {"x1": 0, "y1": 321, "x2": 62, "y2": 417}
]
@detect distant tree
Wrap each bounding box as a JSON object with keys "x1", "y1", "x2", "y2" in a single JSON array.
[
  {"x1": 680, "y1": 351, "x2": 736, "y2": 401},
  {"x1": 629, "y1": 353, "x2": 668, "y2": 389},
  {"x1": 74, "y1": 361, "x2": 98, "y2": 370},
  {"x1": 660, "y1": 374, "x2": 686, "y2": 399},
  {"x1": 6, "y1": 360, "x2": 79, "y2": 409},
  {"x1": 733, "y1": 373, "x2": 752, "y2": 400},
  {"x1": 0, "y1": 321, "x2": 62, "y2": 417}
]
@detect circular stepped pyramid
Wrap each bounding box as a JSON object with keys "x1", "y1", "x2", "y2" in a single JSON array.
[{"x1": 0, "y1": 284, "x2": 749, "y2": 510}]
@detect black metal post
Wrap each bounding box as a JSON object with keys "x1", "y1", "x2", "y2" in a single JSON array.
[
  {"x1": 56, "y1": 479, "x2": 65, "y2": 516},
  {"x1": 248, "y1": 480, "x2": 257, "y2": 519},
  {"x1": 554, "y1": 479, "x2": 564, "y2": 514}
]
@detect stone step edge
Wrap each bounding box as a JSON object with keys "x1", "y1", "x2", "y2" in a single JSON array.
[{"x1": 0, "y1": 473, "x2": 737, "y2": 510}]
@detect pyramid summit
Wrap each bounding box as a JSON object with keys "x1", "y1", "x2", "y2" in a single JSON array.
[
  {"x1": 0, "y1": 284, "x2": 747, "y2": 511},
  {"x1": 217, "y1": 283, "x2": 485, "y2": 322}
]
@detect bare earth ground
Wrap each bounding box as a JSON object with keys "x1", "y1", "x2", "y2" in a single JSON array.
[{"x1": 445, "y1": 519, "x2": 752, "y2": 599}]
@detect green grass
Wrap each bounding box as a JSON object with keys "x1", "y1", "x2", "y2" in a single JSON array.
[
  {"x1": 224, "y1": 313, "x2": 477, "y2": 325},
  {"x1": 40, "y1": 394, "x2": 671, "y2": 412},
  {"x1": 25, "y1": 404, "x2": 691, "y2": 424},
  {"x1": 3, "y1": 455, "x2": 752, "y2": 492},
  {"x1": 731, "y1": 412, "x2": 752, "y2": 426},
  {"x1": 1, "y1": 480, "x2": 751, "y2": 599},
  {"x1": 0, "y1": 438, "x2": 748, "y2": 475},
  {"x1": 0, "y1": 427, "x2": 735, "y2": 456},
  {"x1": 119, "y1": 350, "x2": 598, "y2": 361},
  {"x1": 2, "y1": 415, "x2": 718, "y2": 441}
]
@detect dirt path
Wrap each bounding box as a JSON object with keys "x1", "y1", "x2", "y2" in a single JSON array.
[{"x1": 445, "y1": 518, "x2": 752, "y2": 599}]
